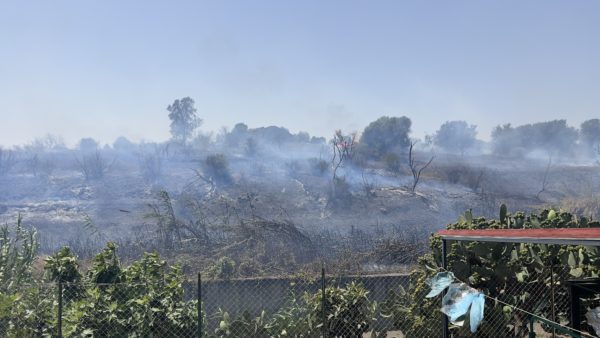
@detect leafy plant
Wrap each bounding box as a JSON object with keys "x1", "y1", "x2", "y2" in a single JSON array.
[
  {"x1": 0, "y1": 215, "x2": 39, "y2": 292},
  {"x1": 207, "y1": 257, "x2": 237, "y2": 280},
  {"x1": 208, "y1": 281, "x2": 378, "y2": 337},
  {"x1": 44, "y1": 247, "x2": 82, "y2": 283},
  {"x1": 0, "y1": 241, "x2": 200, "y2": 337},
  {"x1": 395, "y1": 207, "x2": 600, "y2": 337},
  {"x1": 306, "y1": 281, "x2": 378, "y2": 337}
]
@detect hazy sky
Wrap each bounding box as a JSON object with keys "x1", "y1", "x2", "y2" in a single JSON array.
[{"x1": 1, "y1": 0, "x2": 599, "y2": 147}]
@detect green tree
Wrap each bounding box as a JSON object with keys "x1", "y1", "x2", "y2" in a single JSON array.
[
  {"x1": 78, "y1": 138, "x2": 99, "y2": 153},
  {"x1": 580, "y1": 119, "x2": 600, "y2": 155},
  {"x1": 491, "y1": 120, "x2": 578, "y2": 157},
  {"x1": 167, "y1": 97, "x2": 202, "y2": 143},
  {"x1": 359, "y1": 116, "x2": 411, "y2": 160},
  {"x1": 434, "y1": 120, "x2": 477, "y2": 155}
]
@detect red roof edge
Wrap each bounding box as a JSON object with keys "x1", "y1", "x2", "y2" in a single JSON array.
[{"x1": 436, "y1": 228, "x2": 600, "y2": 246}]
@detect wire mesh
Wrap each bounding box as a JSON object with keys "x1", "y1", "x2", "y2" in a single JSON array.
[
  {"x1": 0, "y1": 265, "x2": 597, "y2": 337},
  {"x1": 448, "y1": 264, "x2": 579, "y2": 338},
  {"x1": 199, "y1": 273, "x2": 438, "y2": 337}
]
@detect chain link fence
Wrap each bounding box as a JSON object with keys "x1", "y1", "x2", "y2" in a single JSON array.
[
  {"x1": 438, "y1": 263, "x2": 597, "y2": 338},
  {"x1": 0, "y1": 267, "x2": 597, "y2": 337}
]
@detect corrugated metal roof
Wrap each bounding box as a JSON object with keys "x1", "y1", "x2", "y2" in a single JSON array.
[{"x1": 437, "y1": 228, "x2": 600, "y2": 246}]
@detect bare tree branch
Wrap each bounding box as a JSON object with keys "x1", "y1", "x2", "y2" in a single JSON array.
[{"x1": 408, "y1": 141, "x2": 434, "y2": 193}]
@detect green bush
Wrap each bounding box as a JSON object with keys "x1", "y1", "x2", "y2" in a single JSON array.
[
  {"x1": 210, "y1": 281, "x2": 378, "y2": 337},
  {"x1": 359, "y1": 116, "x2": 412, "y2": 160},
  {"x1": 396, "y1": 207, "x2": 600, "y2": 337},
  {"x1": 207, "y1": 257, "x2": 237, "y2": 280},
  {"x1": 0, "y1": 242, "x2": 199, "y2": 337},
  {"x1": 0, "y1": 215, "x2": 39, "y2": 293}
]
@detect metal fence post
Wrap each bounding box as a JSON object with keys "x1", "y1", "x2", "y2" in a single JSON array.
[
  {"x1": 442, "y1": 239, "x2": 449, "y2": 338},
  {"x1": 550, "y1": 261, "x2": 556, "y2": 338},
  {"x1": 321, "y1": 266, "x2": 327, "y2": 338},
  {"x1": 198, "y1": 273, "x2": 203, "y2": 338},
  {"x1": 57, "y1": 282, "x2": 63, "y2": 338}
]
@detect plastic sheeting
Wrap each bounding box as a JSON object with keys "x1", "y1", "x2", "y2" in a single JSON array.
[
  {"x1": 426, "y1": 272, "x2": 485, "y2": 333},
  {"x1": 470, "y1": 293, "x2": 485, "y2": 333},
  {"x1": 426, "y1": 271, "x2": 455, "y2": 298},
  {"x1": 585, "y1": 306, "x2": 600, "y2": 336},
  {"x1": 441, "y1": 283, "x2": 478, "y2": 325}
]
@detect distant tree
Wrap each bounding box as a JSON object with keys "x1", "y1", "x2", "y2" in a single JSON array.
[
  {"x1": 78, "y1": 138, "x2": 99, "y2": 153},
  {"x1": 434, "y1": 120, "x2": 477, "y2": 155},
  {"x1": 233, "y1": 123, "x2": 248, "y2": 133},
  {"x1": 491, "y1": 120, "x2": 577, "y2": 157},
  {"x1": 580, "y1": 119, "x2": 600, "y2": 155},
  {"x1": 329, "y1": 130, "x2": 356, "y2": 207},
  {"x1": 491, "y1": 124, "x2": 518, "y2": 157},
  {"x1": 0, "y1": 147, "x2": 15, "y2": 177},
  {"x1": 251, "y1": 126, "x2": 294, "y2": 146},
  {"x1": 529, "y1": 119, "x2": 577, "y2": 155},
  {"x1": 167, "y1": 97, "x2": 202, "y2": 143},
  {"x1": 225, "y1": 123, "x2": 249, "y2": 147},
  {"x1": 296, "y1": 131, "x2": 310, "y2": 143},
  {"x1": 310, "y1": 136, "x2": 326, "y2": 144},
  {"x1": 113, "y1": 136, "x2": 136, "y2": 151},
  {"x1": 76, "y1": 150, "x2": 114, "y2": 180},
  {"x1": 536, "y1": 156, "x2": 552, "y2": 200},
  {"x1": 138, "y1": 147, "x2": 164, "y2": 183},
  {"x1": 28, "y1": 134, "x2": 66, "y2": 151},
  {"x1": 359, "y1": 116, "x2": 411, "y2": 159},
  {"x1": 331, "y1": 130, "x2": 356, "y2": 181},
  {"x1": 244, "y1": 137, "x2": 258, "y2": 157}
]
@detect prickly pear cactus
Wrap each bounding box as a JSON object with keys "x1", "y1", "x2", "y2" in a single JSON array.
[{"x1": 401, "y1": 207, "x2": 600, "y2": 337}]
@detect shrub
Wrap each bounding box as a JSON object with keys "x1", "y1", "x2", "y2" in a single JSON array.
[
  {"x1": 306, "y1": 281, "x2": 377, "y2": 336},
  {"x1": 383, "y1": 153, "x2": 401, "y2": 173},
  {"x1": 44, "y1": 247, "x2": 82, "y2": 284},
  {"x1": 433, "y1": 164, "x2": 485, "y2": 192},
  {"x1": 28, "y1": 153, "x2": 55, "y2": 178},
  {"x1": 212, "y1": 281, "x2": 378, "y2": 337},
  {"x1": 0, "y1": 242, "x2": 200, "y2": 337},
  {"x1": 138, "y1": 149, "x2": 163, "y2": 183},
  {"x1": 309, "y1": 158, "x2": 329, "y2": 176},
  {"x1": 0, "y1": 215, "x2": 39, "y2": 292},
  {"x1": 203, "y1": 154, "x2": 232, "y2": 185},
  {"x1": 207, "y1": 256, "x2": 237, "y2": 280},
  {"x1": 329, "y1": 176, "x2": 353, "y2": 209},
  {"x1": 76, "y1": 150, "x2": 113, "y2": 180}
]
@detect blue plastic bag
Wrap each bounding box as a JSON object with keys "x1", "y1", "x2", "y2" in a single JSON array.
[
  {"x1": 425, "y1": 272, "x2": 486, "y2": 332},
  {"x1": 425, "y1": 272, "x2": 455, "y2": 298},
  {"x1": 441, "y1": 283, "x2": 479, "y2": 325},
  {"x1": 470, "y1": 293, "x2": 485, "y2": 332}
]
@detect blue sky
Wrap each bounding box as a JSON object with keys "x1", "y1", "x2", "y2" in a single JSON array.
[{"x1": 0, "y1": 0, "x2": 599, "y2": 146}]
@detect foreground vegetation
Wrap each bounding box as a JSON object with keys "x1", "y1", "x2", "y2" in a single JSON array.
[
  {"x1": 395, "y1": 207, "x2": 600, "y2": 337},
  {"x1": 2, "y1": 205, "x2": 600, "y2": 336},
  {"x1": 0, "y1": 216, "x2": 383, "y2": 337}
]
